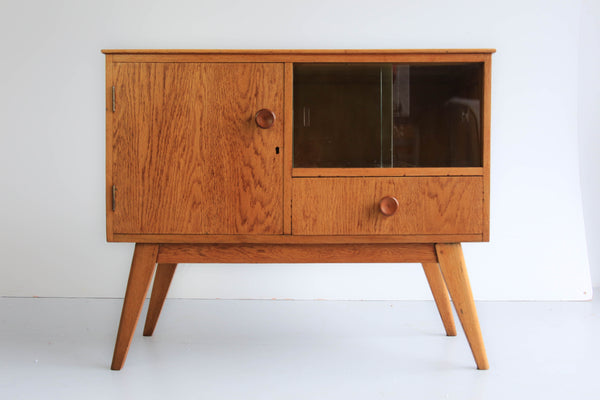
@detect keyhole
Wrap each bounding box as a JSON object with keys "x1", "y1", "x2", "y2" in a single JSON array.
[{"x1": 275, "y1": 147, "x2": 280, "y2": 154}]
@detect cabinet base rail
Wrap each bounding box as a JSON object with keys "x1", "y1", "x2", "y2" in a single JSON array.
[{"x1": 110, "y1": 242, "x2": 489, "y2": 370}]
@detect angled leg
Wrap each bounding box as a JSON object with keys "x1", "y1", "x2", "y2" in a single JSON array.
[
  {"x1": 111, "y1": 243, "x2": 158, "y2": 370},
  {"x1": 436, "y1": 243, "x2": 489, "y2": 370},
  {"x1": 143, "y1": 263, "x2": 178, "y2": 336},
  {"x1": 422, "y1": 263, "x2": 457, "y2": 336}
]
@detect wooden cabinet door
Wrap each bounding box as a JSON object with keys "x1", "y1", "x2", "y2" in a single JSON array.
[{"x1": 111, "y1": 63, "x2": 284, "y2": 235}]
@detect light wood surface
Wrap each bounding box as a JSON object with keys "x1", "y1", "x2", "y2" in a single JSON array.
[
  {"x1": 111, "y1": 243, "x2": 158, "y2": 370},
  {"x1": 101, "y1": 50, "x2": 496, "y2": 67},
  {"x1": 157, "y1": 243, "x2": 437, "y2": 264},
  {"x1": 482, "y1": 55, "x2": 492, "y2": 242},
  {"x1": 111, "y1": 233, "x2": 483, "y2": 244},
  {"x1": 283, "y1": 63, "x2": 293, "y2": 234},
  {"x1": 436, "y1": 243, "x2": 489, "y2": 370},
  {"x1": 292, "y1": 177, "x2": 483, "y2": 235},
  {"x1": 105, "y1": 54, "x2": 114, "y2": 242},
  {"x1": 143, "y1": 263, "x2": 177, "y2": 337},
  {"x1": 112, "y1": 62, "x2": 284, "y2": 235},
  {"x1": 108, "y1": 54, "x2": 492, "y2": 64},
  {"x1": 102, "y1": 49, "x2": 496, "y2": 54},
  {"x1": 101, "y1": 50, "x2": 496, "y2": 65},
  {"x1": 292, "y1": 167, "x2": 483, "y2": 177},
  {"x1": 422, "y1": 263, "x2": 456, "y2": 336}
]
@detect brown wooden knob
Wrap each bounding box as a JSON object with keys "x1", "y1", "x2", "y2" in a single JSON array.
[
  {"x1": 379, "y1": 196, "x2": 399, "y2": 216},
  {"x1": 255, "y1": 109, "x2": 276, "y2": 129}
]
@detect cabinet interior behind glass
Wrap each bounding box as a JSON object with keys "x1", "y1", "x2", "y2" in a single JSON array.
[{"x1": 293, "y1": 63, "x2": 483, "y2": 168}]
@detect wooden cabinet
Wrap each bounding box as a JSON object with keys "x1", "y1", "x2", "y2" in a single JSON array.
[{"x1": 103, "y1": 49, "x2": 494, "y2": 370}]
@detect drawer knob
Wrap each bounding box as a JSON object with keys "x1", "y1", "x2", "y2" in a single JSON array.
[
  {"x1": 255, "y1": 109, "x2": 276, "y2": 129},
  {"x1": 379, "y1": 196, "x2": 399, "y2": 216}
]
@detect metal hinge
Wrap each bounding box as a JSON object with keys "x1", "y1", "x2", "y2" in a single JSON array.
[
  {"x1": 112, "y1": 185, "x2": 117, "y2": 211},
  {"x1": 111, "y1": 86, "x2": 116, "y2": 112}
]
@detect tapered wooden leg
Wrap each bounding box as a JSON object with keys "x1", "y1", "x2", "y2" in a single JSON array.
[
  {"x1": 422, "y1": 263, "x2": 457, "y2": 336},
  {"x1": 111, "y1": 243, "x2": 159, "y2": 371},
  {"x1": 143, "y1": 263, "x2": 177, "y2": 337},
  {"x1": 435, "y1": 243, "x2": 489, "y2": 370}
]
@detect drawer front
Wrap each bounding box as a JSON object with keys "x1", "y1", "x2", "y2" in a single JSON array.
[{"x1": 292, "y1": 177, "x2": 483, "y2": 235}]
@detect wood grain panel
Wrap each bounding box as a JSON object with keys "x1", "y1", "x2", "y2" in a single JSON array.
[
  {"x1": 292, "y1": 167, "x2": 483, "y2": 177},
  {"x1": 112, "y1": 233, "x2": 482, "y2": 244},
  {"x1": 482, "y1": 55, "x2": 492, "y2": 241},
  {"x1": 283, "y1": 63, "x2": 294, "y2": 234},
  {"x1": 109, "y1": 54, "x2": 491, "y2": 64},
  {"x1": 102, "y1": 49, "x2": 497, "y2": 54},
  {"x1": 292, "y1": 177, "x2": 483, "y2": 235},
  {"x1": 157, "y1": 243, "x2": 437, "y2": 263},
  {"x1": 105, "y1": 54, "x2": 114, "y2": 241},
  {"x1": 112, "y1": 62, "x2": 284, "y2": 235},
  {"x1": 102, "y1": 50, "x2": 496, "y2": 68}
]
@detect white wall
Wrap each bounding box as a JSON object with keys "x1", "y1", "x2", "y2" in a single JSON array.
[
  {"x1": 0, "y1": 0, "x2": 593, "y2": 300},
  {"x1": 579, "y1": 0, "x2": 600, "y2": 288}
]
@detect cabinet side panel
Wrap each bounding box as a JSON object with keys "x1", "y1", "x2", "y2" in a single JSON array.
[
  {"x1": 105, "y1": 55, "x2": 114, "y2": 241},
  {"x1": 292, "y1": 177, "x2": 483, "y2": 236},
  {"x1": 113, "y1": 63, "x2": 150, "y2": 233},
  {"x1": 112, "y1": 62, "x2": 284, "y2": 235}
]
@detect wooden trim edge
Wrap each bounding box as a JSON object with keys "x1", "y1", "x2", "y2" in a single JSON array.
[
  {"x1": 157, "y1": 243, "x2": 437, "y2": 263},
  {"x1": 110, "y1": 234, "x2": 483, "y2": 244},
  {"x1": 292, "y1": 167, "x2": 483, "y2": 177},
  {"x1": 102, "y1": 49, "x2": 497, "y2": 55}
]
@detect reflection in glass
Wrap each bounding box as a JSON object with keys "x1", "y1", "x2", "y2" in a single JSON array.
[{"x1": 293, "y1": 63, "x2": 483, "y2": 168}]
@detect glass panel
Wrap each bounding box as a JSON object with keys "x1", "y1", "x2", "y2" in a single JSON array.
[
  {"x1": 293, "y1": 63, "x2": 483, "y2": 168},
  {"x1": 293, "y1": 64, "x2": 389, "y2": 168}
]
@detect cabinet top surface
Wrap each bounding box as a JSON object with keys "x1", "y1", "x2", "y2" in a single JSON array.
[{"x1": 101, "y1": 49, "x2": 496, "y2": 55}]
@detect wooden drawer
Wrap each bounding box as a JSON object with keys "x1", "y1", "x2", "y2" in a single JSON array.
[{"x1": 292, "y1": 177, "x2": 483, "y2": 236}]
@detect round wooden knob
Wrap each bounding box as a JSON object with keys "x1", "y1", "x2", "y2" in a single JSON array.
[
  {"x1": 379, "y1": 196, "x2": 399, "y2": 216},
  {"x1": 255, "y1": 109, "x2": 276, "y2": 129}
]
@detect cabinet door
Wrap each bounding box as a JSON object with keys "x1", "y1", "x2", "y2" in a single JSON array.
[
  {"x1": 293, "y1": 63, "x2": 483, "y2": 168},
  {"x1": 112, "y1": 63, "x2": 284, "y2": 235}
]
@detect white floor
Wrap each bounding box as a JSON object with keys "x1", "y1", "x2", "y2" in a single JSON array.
[{"x1": 1, "y1": 296, "x2": 599, "y2": 400}]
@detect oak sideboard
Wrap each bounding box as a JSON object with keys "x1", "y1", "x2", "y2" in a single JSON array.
[{"x1": 103, "y1": 49, "x2": 494, "y2": 370}]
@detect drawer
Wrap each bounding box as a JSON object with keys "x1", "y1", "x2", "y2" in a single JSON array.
[{"x1": 292, "y1": 177, "x2": 483, "y2": 235}]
